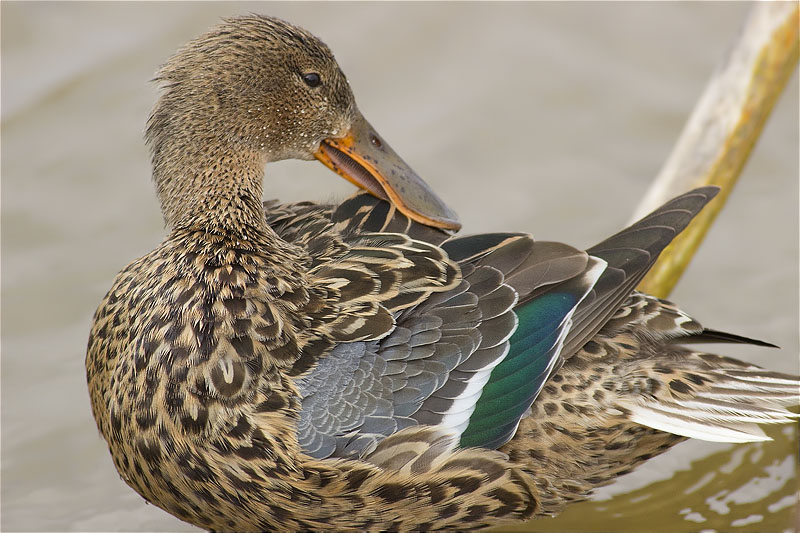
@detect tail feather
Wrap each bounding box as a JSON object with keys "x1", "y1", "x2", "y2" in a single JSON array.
[
  {"x1": 620, "y1": 358, "x2": 799, "y2": 443},
  {"x1": 628, "y1": 406, "x2": 771, "y2": 443},
  {"x1": 677, "y1": 327, "x2": 779, "y2": 348}
]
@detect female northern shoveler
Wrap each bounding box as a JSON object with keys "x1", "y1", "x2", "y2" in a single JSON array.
[{"x1": 86, "y1": 15, "x2": 799, "y2": 531}]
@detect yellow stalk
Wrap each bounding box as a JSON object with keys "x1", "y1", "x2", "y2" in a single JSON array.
[{"x1": 635, "y1": 3, "x2": 799, "y2": 298}]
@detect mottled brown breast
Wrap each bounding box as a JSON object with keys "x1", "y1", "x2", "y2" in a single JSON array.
[{"x1": 86, "y1": 227, "x2": 322, "y2": 522}]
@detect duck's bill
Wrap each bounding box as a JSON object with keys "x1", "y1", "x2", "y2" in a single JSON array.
[{"x1": 314, "y1": 112, "x2": 461, "y2": 231}]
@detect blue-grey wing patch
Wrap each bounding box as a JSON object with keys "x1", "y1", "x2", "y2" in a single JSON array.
[
  {"x1": 296, "y1": 311, "x2": 459, "y2": 459},
  {"x1": 295, "y1": 341, "x2": 402, "y2": 458}
]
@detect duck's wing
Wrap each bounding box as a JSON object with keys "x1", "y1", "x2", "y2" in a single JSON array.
[
  {"x1": 559, "y1": 187, "x2": 720, "y2": 359},
  {"x1": 268, "y1": 187, "x2": 719, "y2": 457},
  {"x1": 266, "y1": 197, "x2": 599, "y2": 459},
  {"x1": 294, "y1": 231, "x2": 601, "y2": 459}
]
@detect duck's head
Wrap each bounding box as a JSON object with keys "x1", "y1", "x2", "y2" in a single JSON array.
[{"x1": 147, "y1": 15, "x2": 460, "y2": 231}]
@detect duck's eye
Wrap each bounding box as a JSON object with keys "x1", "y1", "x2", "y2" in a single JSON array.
[{"x1": 302, "y1": 72, "x2": 321, "y2": 88}]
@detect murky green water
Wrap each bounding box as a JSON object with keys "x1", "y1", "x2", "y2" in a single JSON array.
[{"x1": 2, "y1": 3, "x2": 797, "y2": 532}]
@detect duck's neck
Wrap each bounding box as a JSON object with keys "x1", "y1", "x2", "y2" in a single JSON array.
[{"x1": 150, "y1": 127, "x2": 270, "y2": 241}]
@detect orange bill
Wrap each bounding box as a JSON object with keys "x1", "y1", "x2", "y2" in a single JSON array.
[{"x1": 314, "y1": 111, "x2": 461, "y2": 231}]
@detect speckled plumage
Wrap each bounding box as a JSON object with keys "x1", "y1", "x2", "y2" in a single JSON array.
[{"x1": 87, "y1": 15, "x2": 800, "y2": 532}]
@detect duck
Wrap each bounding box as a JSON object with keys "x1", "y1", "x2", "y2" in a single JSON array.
[{"x1": 86, "y1": 14, "x2": 800, "y2": 532}]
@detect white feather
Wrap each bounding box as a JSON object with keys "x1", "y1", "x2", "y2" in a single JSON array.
[
  {"x1": 663, "y1": 399, "x2": 799, "y2": 424},
  {"x1": 628, "y1": 405, "x2": 772, "y2": 443}
]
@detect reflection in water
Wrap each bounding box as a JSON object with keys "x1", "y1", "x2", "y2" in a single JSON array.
[{"x1": 506, "y1": 425, "x2": 798, "y2": 532}]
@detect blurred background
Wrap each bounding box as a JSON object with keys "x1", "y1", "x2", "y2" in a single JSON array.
[{"x1": 2, "y1": 2, "x2": 797, "y2": 531}]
